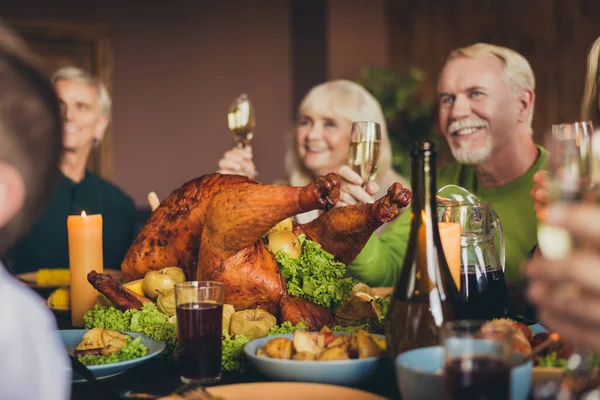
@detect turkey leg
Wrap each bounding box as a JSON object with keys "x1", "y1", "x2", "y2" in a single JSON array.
[
  {"x1": 200, "y1": 173, "x2": 341, "y2": 259},
  {"x1": 296, "y1": 182, "x2": 411, "y2": 265}
]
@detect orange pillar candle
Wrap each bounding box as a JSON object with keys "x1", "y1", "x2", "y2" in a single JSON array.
[
  {"x1": 439, "y1": 222, "x2": 462, "y2": 290},
  {"x1": 68, "y1": 211, "x2": 104, "y2": 327}
]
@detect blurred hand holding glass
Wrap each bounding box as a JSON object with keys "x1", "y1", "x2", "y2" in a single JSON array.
[
  {"x1": 228, "y1": 94, "x2": 256, "y2": 148},
  {"x1": 537, "y1": 121, "x2": 596, "y2": 398},
  {"x1": 538, "y1": 121, "x2": 594, "y2": 261},
  {"x1": 443, "y1": 320, "x2": 513, "y2": 400},
  {"x1": 175, "y1": 281, "x2": 224, "y2": 384},
  {"x1": 348, "y1": 121, "x2": 381, "y2": 187}
]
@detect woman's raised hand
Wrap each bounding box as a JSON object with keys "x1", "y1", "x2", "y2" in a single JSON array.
[
  {"x1": 217, "y1": 146, "x2": 258, "y2": 178},
  {"x1": 336, "y1": 165, "x2": 378, "y2": 207}
]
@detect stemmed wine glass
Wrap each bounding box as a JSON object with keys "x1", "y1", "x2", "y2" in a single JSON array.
[
  {"x1": 348, "y1": 121, "x2": 382, "y2": 187},
  {"x1": 538, "y1": 121, "x2": 595, "y2": 399},
  {"x1": 227, "y1": 94, "x2": 256, "y2": 148}
]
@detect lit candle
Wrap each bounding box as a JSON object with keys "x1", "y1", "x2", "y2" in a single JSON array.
[
  {"x1": 439, "y1": 222, "x2": 461, "y2": 290},
  {"x1": 68, "y1": 211, "x2": 103, "y2": 327}
]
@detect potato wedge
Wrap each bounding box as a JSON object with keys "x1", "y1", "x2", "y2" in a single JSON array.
[
  {"x1": 293, "y1": 331, "x2": 326, "y2": 355},
  {"x1": 256, "y1": 348, "x2": 268, "y2": 358},
  {"x1": 317, "y1": 347, "x2": 349, "y2": 361},
  {"x1": 357, "y1": 331, "x2": 384, "y2": 359},
  {"x1": 263, "y1": 337, "x2": 293, "y2": 359},
  {"x1": 292, "y1": 351, "x2": 316, "y2": 361}
]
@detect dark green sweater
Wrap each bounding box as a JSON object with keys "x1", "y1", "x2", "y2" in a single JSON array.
[{"x1": 8, "y1": 171, "x2": 136, "y2": 273}]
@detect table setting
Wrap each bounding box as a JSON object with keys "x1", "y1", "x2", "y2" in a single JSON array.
[{"x1": 18, "y1": 98, "x2": 598, "y2": 400}]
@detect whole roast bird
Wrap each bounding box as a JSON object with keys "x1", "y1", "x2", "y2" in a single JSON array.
[{"x1": 120, "y1": 173, "x2": 411, "y2": 330}]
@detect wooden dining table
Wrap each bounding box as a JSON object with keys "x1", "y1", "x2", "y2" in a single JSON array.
[{"x1": 69, "y1": 356, "x2": 401, "y2": 400}]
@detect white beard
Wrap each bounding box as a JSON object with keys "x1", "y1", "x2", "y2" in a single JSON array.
[{"x1": 449, "y1": 135, "x2": 493, "y2": 164}]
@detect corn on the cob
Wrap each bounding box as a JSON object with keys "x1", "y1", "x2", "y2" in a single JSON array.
[
  {"x1": 48, "y1": 288, "x2": 70, "y2": 309},
  {"x1": 36, "y1": 269, "x2": 70, "y2": 285}
]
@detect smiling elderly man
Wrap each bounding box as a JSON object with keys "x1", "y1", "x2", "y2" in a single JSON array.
[
  {"x1": 347, "y1": 43, "x2": 547, "y2": 312},
  {"x1": 7, "y1": 67, "x2": 136, "y2": 273}
]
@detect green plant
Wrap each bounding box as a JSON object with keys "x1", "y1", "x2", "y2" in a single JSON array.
[{"x1": 356, "y1": 67, "x2": 437, "y2": 177}]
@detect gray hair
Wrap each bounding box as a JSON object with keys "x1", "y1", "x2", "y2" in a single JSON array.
[
  {"x1": 51, "y1": 66, "x2": 111, "y2": 119},
  {"x1": 447, "y1": 43, "x2": 536, "y2": 133}
]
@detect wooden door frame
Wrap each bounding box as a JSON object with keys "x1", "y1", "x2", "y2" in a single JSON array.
[{"x1": 8, "y1": 19, "x2": 115, "y2": 180}]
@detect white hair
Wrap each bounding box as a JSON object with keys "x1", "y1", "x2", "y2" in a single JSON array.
[
  {"x1": 448, "y1": 43, "x2": 536, "y2": 134},
  {"x1": 51, "y1": 66, "x2": 111, "y2": 119},
  {"x1": 286, "y1": 79, "x2": 394, "y2": 186}
]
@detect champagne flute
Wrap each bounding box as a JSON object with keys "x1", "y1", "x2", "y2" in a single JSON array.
[
  {"x1": 227, "y1": 94, "x2": 256, "y2": 148},
  {"x1": 538, "y1": 122, "x2": 594, "y2": 260},
  {"x1": 538, "y1": 121, "x2": 595, "y2": 398},
  {"x1": 348, "y1": 121, "x2": 382, "y2": 187}
]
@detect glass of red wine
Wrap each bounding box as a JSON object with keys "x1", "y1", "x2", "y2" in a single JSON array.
[
  {"x1": 174, "y1": 281, "x2": 225, "y2": 384},
  {"x1": 442, "y1": 320, "x2": 513, "y2": 400}
]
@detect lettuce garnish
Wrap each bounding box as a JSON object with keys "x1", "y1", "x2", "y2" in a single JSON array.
[{"x1": 276, "y1": 234, "x2": 357, "y2": 310}]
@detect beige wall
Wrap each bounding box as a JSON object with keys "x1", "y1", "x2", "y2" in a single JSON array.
[
  {"x1": 3, "y1": 0, "x2": 390, "y2": 206},
  {"x1": 327, "y1": 0, "x2": 389, "y2": 80},
  {"x1": 3, "y1": 0, "x2": 292, "y2": 206}
]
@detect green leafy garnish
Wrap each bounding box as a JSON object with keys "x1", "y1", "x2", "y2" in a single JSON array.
[
  {"x1": 84, "y1": 303, "x2": 177, "y2": 361},
  {"x1": 267, "y1": 321, "x2": 306, "y2": 336},
  {"x1": 78, "y1": 336, "x2": 148, "y2": 365},
  {"x1": 276, "y1": 235, "x2": 357, "y2": 310},
  {"x1": 222, "y1": 333, "x2": 250, "y2": 372}
]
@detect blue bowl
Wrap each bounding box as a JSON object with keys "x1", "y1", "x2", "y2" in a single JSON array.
[
  {"x1": 59, "y1": 329, "x2": 166, "y2": 382},
  {"x1": 244, "y1": 332, "x2": 384, "y2": 386},
  {"x1": 395, "y1": 346, "x2": 532, "y2": 400}
]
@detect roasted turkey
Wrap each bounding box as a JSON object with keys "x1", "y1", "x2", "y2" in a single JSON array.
[{"x1": 121, "y1": 173, "x2": 411, "y2": 330}]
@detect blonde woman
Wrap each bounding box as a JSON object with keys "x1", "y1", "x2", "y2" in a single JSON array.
[{"x1": 217, "y1": 79, "x2": 408, "y2": 226}]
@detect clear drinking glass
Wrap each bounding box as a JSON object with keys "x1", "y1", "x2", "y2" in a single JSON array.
[
  {"x1": 228, "y1": 94, "x2": 256, "y2": 148},
  {"x1": 348, "y1": 121, "x2": 382, "y2": 186},
  {"x1": 545, "y1": 121, "x2": 593, "y2": 201},
  {"x1": 443, "y1": 320, "x2": 513, "y2": 400},
  {"x1": 538, "y1": 121, "x2": 595, "y2": 397},
  {"x1": 175, "y1": 281, "x2": 225, "y2": 384}
]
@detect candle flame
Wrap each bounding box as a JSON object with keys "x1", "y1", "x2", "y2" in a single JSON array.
[{"x1": 81, "y1": 211, "x2": 87, "y2": 217}]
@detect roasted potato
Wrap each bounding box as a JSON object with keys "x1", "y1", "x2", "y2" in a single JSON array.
[
  {"x1": 293, "y1": 330, "x2": 326, "y2": 354},
  {"x1": 262, "y1": 337, "x2": 293, "y2": 359},
  {"x1": 317, "y1": 347, "x2": 349, "y2": 361},
  {"x1": 292, "y1": 351, "x2": 317, "y2": 361},
  {"x1": 356, "y1": 330, "x2": 384, "y2": 359}
]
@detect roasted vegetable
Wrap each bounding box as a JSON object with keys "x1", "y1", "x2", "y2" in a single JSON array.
[
  {"x1": 222, "y1": 304, "x2": 236, "y2": 334},
  {"x1": 317, "y1": 347, "x2": 349, "y2": 361},
  {"x1": 229, "y1": 309, "x2": 277, "y2": 339},
  {"x1": 293, "y1": 330, "x2": 326, "y2": 354},
  {"x1": 263, "y1": 337, "x2": 293, "y2": 359},
  {"x1": 266, "y1": 231, "x2": 301, "y2": 259},
  {"x1": 156, "y1": 289, "x2": 176, "y2": 316},
  {"x1": 258, "y1": 328, "x2": 385, "y2": 361}
]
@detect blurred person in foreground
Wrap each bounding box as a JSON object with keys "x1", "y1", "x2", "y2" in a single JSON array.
[
  {"x1": 7, "y1": 66, "x2": 136, "y2": 273},
  {"x1": 531, "y1": 35, "x2": 600, "y2": 217},
  {"x1": 526, "y1": 203, "x2": 600, "y2": 352},
  {"x1": 217, "y1": 79, "x2": 408, "y2": 225},
  {"x1": 526, "y1": 38, "x2": 600, "y2": 341},
  {"x1": 349, "y1": 43, "x2": 546, "y2": 307},
  {"x1": 0, "y1": 24, "x2": 70, "y2": 399}
]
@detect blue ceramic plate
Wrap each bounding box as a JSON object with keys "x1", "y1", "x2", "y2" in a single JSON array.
[
  {"x1": 395, "y1": 345, "x2": 533, "y2": 400},
  {"x1": 244, "y1": 332, "x2": 385, "y2": 386},
  {"x1": 60, "y1": 329, "x2": 166, "y2": 382}
]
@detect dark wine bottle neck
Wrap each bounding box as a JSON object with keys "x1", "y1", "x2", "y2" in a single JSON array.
[{"x1": 411, "y1": 149, "x2": 437, "y2": 218}]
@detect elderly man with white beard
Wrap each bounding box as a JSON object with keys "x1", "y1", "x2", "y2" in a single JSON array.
[{"x1": 346, "y1": 43, "x2": 547, "y2": 315}]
